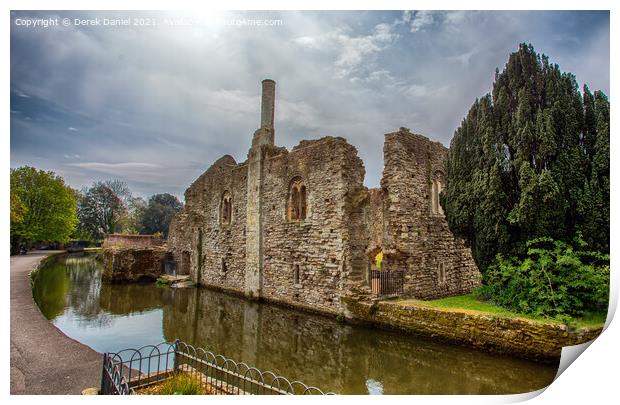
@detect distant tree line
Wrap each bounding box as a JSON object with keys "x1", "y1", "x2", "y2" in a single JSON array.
[
  {"x1": 10, "y1": 166, "x2": 183, "y2": 252},
  {"x1": 443, "y1": 44, "x2": 609, "y2": 318},
  {"x1": 75, "y1": 181, "x2": 183, "y2": 241}
]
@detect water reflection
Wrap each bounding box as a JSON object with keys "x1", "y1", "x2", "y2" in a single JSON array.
[{"x1": 32, "y1": 253, "x2": 559, "y2": 395}]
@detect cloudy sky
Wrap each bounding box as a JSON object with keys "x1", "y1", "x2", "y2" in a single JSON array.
[{"x1": 10, "y1": 10, "x2": 610, "y2": 199}]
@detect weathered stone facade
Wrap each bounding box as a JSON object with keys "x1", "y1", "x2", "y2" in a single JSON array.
[
  {"x1": 102, "y1": 246, "x2": 171, "y2": 282},
  {"x1": 168, "y1": 79, "x2": 481, "y2": 315},
  {"x1": 103, "y1": 234, "x2": 164, "y2": 249}
]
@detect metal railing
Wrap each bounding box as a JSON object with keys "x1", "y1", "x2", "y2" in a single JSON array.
[
  {"x1": 101, "y1": 352, "x2": 132, "y2": 394},
  {"x1": 370, "y1": 270, "x2": 404, "y2": 297},
  {"x1": 100, "y1": 340, "x2": 332, "y2": 395}
]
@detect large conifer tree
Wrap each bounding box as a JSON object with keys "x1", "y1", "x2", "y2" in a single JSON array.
[{"x1": 443, "y1": 44, "x2": 610, "y2": 272}]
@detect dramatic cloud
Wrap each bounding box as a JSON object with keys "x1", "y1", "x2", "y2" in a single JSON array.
[{"x1": 10, "y1": 10, "x2": 610, "y2": 199}]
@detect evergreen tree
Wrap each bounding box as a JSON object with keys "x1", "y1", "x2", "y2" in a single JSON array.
[{"x1": 443, "y1": 44, "x2": 609, "y2": 273}]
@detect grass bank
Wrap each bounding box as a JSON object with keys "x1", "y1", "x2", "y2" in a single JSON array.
[{"x1": 396, "y1": 294, "x2": 606, "y2": 329}]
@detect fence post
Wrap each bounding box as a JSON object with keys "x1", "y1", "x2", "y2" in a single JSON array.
[
  {"x1": 173, "y1": 339, "x2": 180, "y2": 374},
  {"x1": 100, "y1": 353, "x2": 107, "y2": 394}
]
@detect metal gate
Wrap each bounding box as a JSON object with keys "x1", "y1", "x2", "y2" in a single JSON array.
[{"x1": 370, "y1": 270, "x2": 404, "y2": 297}]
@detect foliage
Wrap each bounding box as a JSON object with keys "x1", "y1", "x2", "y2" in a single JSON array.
[
  {"x1": 443, "y1": 44, "x2": 610, "y2": 272},
  {"x1": 118, "y1": 196, "x2": 147, "y2": 235},
  {"x1": 476, "y1": 236, "x2": 609, "y2": 318},
  {"x1": 76, "y1": 181, "x2": 128, "y2": 240},
  {"x1": 10, "y1": 191, "x2": 27, "y2": 225},
  {"x1": 10, "y1": 166, "x2": 78, "y2": 249},
  {"x1": 157, "y1": 373, "x2": 204, "y2": 395},
  {"x1": 375, "y1": 251, "x2": 383, "y2": 270},
  {"x1": 140, "y1": 193, "x2": 183, "y2": 238},
  {"x1": 156, "y1": 276, "x2": 169, "y2": 286}
]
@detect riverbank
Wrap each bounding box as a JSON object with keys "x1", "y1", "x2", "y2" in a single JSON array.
[
  {"x1": 10, "y1": 250, "x2": 102, "y2": 394},
  {"x1": 342, "y1": 295, "x2": 604, "y2": 362}
]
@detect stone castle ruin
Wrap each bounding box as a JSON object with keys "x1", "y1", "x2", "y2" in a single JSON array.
[{"x1": 167, "y1": 79, "x2": 481, "y2": 314}]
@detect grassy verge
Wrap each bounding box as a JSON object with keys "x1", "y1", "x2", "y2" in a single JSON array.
[
  {"x1": 396, "y1": 294, "x2": 606, "y2": 329},
  {"x1": 137, "y1": 374, "x2": 208, "y2": 395}
]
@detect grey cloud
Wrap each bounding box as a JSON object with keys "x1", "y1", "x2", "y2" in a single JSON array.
[{"x1": 11, "y1": 11, "x2": 609, "y2": 200}]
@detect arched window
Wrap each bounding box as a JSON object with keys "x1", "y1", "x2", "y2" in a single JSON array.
[
  {"x1": 431, "y1": 171, "x2": 445, "y2": 216},
  {"x1": 220, "y1": 191, "x2": 232, "y2": 225},
  {"x1": 288, "y1": 177, "x2": 307, "y2": 221}
]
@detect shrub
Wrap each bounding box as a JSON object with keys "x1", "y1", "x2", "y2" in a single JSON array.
[{"x1": 476, "y1": 236, "x2": 609, "y2": 318}]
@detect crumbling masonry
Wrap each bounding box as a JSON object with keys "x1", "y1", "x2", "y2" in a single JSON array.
[{"x1": 167, "y1": 79, "x2": 481, "y2": 314}]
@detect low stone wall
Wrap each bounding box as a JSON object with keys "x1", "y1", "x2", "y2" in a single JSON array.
[
  {"x1": 342, "y1": 297, "x2": 603, "y2": 362},
  {"x1": 103, "y1": 234, "x2": 165, "y2": 249},
  {"x1": 102, "y1": 247, "x2": 170, "y2": 282}
]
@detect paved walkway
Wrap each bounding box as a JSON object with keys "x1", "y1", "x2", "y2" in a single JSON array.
[{"x1": 10, "y1": 251, "x2": 102, "y2": 394}]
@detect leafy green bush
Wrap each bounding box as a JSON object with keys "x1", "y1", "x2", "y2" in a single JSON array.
[{"x1": 476, "y1": 236, "x2": 609, "y2": 318}]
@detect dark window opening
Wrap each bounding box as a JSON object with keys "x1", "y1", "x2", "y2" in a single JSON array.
[
  {"x1": 288, "y1": 177, "x2": 307, "y2": 221},
  {"x1": 221, "y1": 191, "x2": 232, "y2": 225}
]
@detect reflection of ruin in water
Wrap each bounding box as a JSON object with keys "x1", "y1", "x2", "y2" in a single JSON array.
[{"x1": 33, "y1": 253, "x2": 559, "y2": 395}]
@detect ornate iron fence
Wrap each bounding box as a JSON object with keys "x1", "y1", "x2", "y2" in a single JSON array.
[
  {"x1": 101, "y1": 352, "x2": 132, "y2": 394},
  {"x1": 100, "y1": 340, "x2": 332, "y2": 395},
  {"x1": 370, "y1": 270, "x2": 404, "y2": 297}
]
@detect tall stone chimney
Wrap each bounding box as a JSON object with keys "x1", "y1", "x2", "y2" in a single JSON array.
[
  {"x1": 260, "y1": 79, "x2": 275, "y2": 129},
  {"x1": 246, "y1": 79, "x2": 276, "y2": 298},
  {"x1": 252, "y1": 79, "x2": 275, "y2": 148}
]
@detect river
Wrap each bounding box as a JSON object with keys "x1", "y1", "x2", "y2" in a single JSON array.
[{"x1": 31, "y1": 252, "x2": 559, "y2": 394}]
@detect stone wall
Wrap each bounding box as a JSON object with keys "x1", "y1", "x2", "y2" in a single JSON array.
[
  {"x1": 260, "y1": 137, "x2": 366, "y2": 314},
  {"x1": 166, "y1": 82, "x2": 483, "y2": 315},
  {"x1": 168, "y1": 128, "x2": 484, "y2": 313},
  {"x1": 168, "y1": 155, "x2": 249, "y2": 290},
  {"x1": 101, "y1": 247, "x2": 170, "y2": 282},
  {"x1": 379, "y1": 128, "x2": 481, "y2": 299},
  {"x1": 103, "y1": 234, "x2": 164, "y2": 248},
  {"x1": 343, "y1": 297, "x2": 603, "y2": 362}
]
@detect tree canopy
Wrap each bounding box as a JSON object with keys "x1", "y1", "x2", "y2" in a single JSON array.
[
  {"x1": 443, "y1": 43, "x2": 609, "y2": 273},
  {"x1": 10, "y1": 166, "x2": 78, "y2": 248},
  {"x1": 140, "y1": 193, "x2": 183, "y2": 238},
  {"x1": 76, "y1": 182, "x2": 128, "y2": 240}
]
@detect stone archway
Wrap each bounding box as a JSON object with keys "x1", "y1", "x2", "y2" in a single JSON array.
[{"x1": 365, "y1": 246, "x2": 384, "y2": 286}]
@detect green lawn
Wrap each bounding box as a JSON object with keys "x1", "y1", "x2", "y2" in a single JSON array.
[{"x1": 396, "y1": 294, "x2": 606, "y2": 329}]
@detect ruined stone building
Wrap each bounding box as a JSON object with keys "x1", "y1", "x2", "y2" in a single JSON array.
[{"x1": 167, "y1": 79, "x2": 481, "y2": 315}]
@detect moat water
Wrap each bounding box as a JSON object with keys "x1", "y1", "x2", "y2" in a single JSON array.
[{"x1": 32, "y1": 253, "x2": 559, "y2": 394}]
